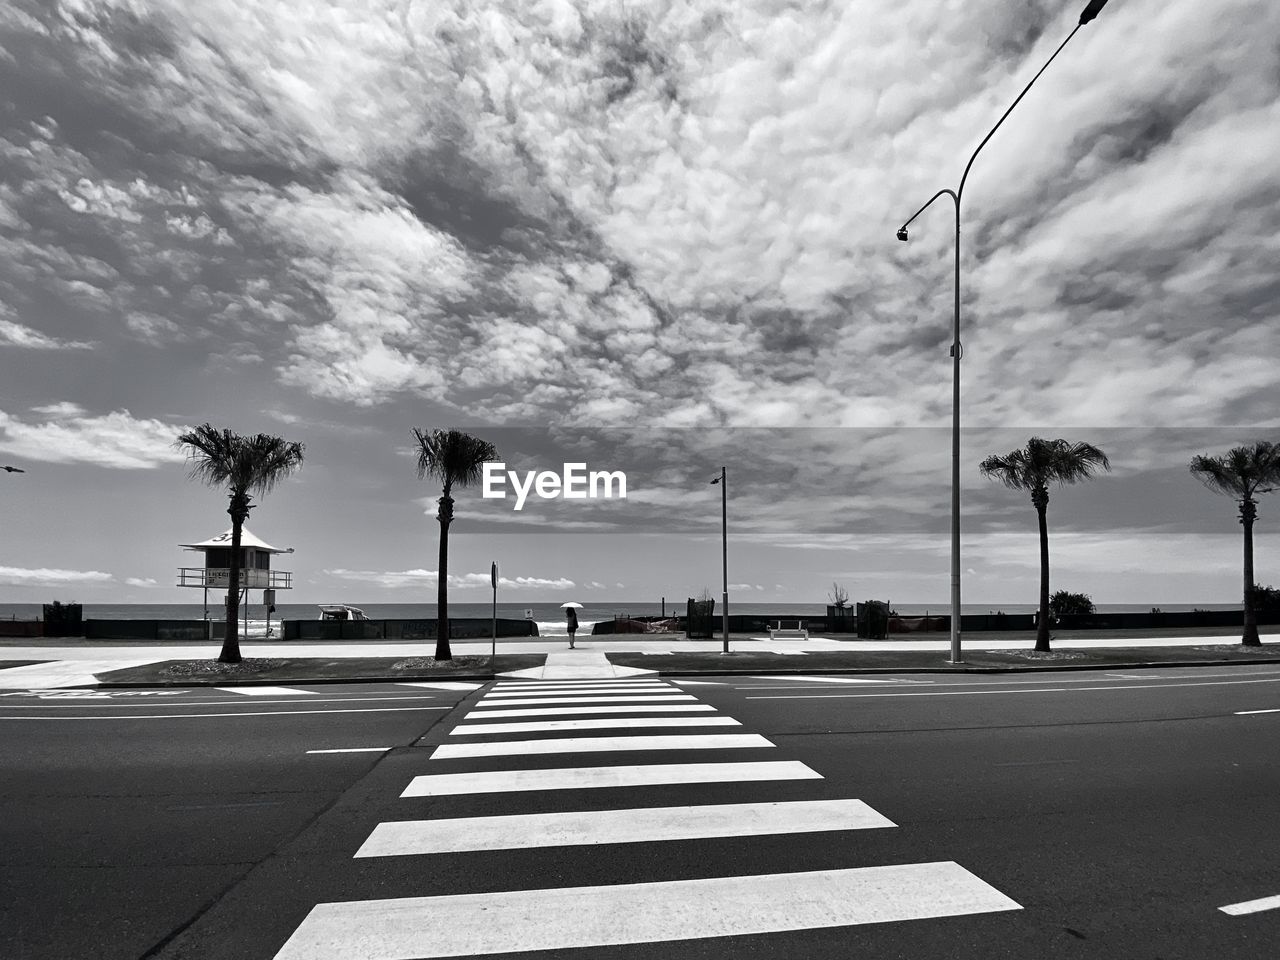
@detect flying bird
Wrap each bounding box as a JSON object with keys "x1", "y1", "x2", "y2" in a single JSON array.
[{"x1": 3, "y1": 466, "x2": 25, "y2": 473}]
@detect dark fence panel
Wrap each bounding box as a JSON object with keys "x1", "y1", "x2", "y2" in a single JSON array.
[
  {"x1": 281, "y1": 618, "x2": 539, "y2": 641},
  {"x1": 0, "y1": 620, "x2": 44, "y2": 637},
  {"x1": 84, "y1": 620, "x2": 210, "y2": 640}
]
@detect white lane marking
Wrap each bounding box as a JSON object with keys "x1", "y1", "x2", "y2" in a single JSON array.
[
  {"x1": 0, "y1": 706, "x2": 451, "y2": 721},
  {"x1": 308, "y1": 747, "x2": 392, "y2": 754},
  {"x1": 746, "y1": 676, "x2": 1280, "y2": 701},
  {"x1": 273, "y1": 862, "x2": 1020, "y2": 959},
  {"x1": 403, "y1": 760, "x2": 821, "y2": 797},
  {"x1": 0, "y1": 689, "x2": 185, "y2": 699},
  {"x1": 668, "y1": 680, "x2": 724, "y2": 685},
  {"x1": 1104, "y1": 673, "x2": 1163, "y2": 679},
  {"x1": 431, "y1": 733, "x2": 774, "y2": 760},
  {"x1": 356, "y1": 799, "x2": 896, "y2": 857},
  {"x1": 473, "y1": 694, "x2": 696, "y2": 707},
  {"x1": 217, "y1": 686, "x2": 316, "y2": 696},
  {"x1": 468, "y1": 704, "x2": 717, "y2": 719},
  {"x1": 1235, "y1": 708, "x2": 1280, "y2": 715},
  {"x1": 1219, "y1": 893, "x2": 1280, "y2": 916},
  {"x1": 993, "y1": 759, "x2": 1081, "y2": 767},
  {"x1": 0, "y1": 695, "x2": 439, "y2": 709},
  {"x1": 451, "y1": 716, "x2": 741, "y2": 735},
  {"x1": 396, "y1": 682, "x2": 483, "y2": 691}
]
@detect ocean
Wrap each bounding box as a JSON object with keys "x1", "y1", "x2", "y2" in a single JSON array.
[{"x1": 0, "y1": 600, "x2": 1245, "y2": 638}]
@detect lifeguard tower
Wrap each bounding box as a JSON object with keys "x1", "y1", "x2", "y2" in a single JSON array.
[{"x1": 177, "y1": 527, "x2": 293, "y2": 632}]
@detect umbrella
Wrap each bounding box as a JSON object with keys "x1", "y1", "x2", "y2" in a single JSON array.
[{"x1": 560, "y1": 601, "x2": 584, "y2": 609}]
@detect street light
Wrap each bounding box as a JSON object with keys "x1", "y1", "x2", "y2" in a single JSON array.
[
  {"x1": 895, "y1": 0, "x2": 1110, "y2": 665},
  {"x1": 710, "y1": 467, "x2": 729, "y2": 654}
]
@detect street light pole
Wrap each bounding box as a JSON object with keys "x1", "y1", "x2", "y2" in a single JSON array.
[
  {"x1": 895, "y1": 0, "x2": 1110, "y2": 665},
  {"x1": 710, "y1": 467, "x2": 729, "y2": 654}
]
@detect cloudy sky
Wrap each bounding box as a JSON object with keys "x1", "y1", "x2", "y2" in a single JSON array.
[{"x1": 2, "y1": 0, "x2": 1279, "y2": 610}]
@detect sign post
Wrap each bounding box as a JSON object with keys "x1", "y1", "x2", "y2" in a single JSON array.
[{"x1": 490, "y1": 561, "x2": 498, "y2": 662}]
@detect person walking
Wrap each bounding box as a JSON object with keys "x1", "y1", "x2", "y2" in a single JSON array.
[{"x1": 566, "y1": 605, "x2": 578, "y2": 649}]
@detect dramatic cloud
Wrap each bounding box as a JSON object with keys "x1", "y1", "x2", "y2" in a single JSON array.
[{"x1": 0, "y1": 0, "x2": 1277, "y2": 604}]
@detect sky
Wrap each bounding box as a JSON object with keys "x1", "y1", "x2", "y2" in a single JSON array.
[{"x1": 1, "y1": 0, "x2": 1279, "y2": 610}]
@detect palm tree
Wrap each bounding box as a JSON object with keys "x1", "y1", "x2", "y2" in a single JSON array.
[
  {"x1": 176, "y1": 425, "x2": 305, "y2": 664},
  {"x1": 413, "y1": 428, "x2": 498, "y2": 660},
  {"x1": 1189, "y1": 442, "x2": 1280, "y2": 647},
  {"x1": 979, "y1": 437, "x2": 1111, "y2": 652}
]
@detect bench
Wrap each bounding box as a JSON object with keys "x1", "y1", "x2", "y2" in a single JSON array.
[{"x1": 768, "y1": 620, "x2": 809, "y2": 640}]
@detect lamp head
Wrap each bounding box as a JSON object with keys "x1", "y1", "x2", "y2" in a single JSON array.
[
  {"x1": 896, "y1": 227, "x2": 909, "y2": 242},
  {"x1": 709, "y1": 476, "x2": 720, "y2": 485},
  {"x1": 1079, "y1": 0, "x2": 1108, "y2": 24}
]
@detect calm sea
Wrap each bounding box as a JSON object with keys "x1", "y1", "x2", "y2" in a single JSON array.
[{"x1": 0, "y1": 600, "x2": 1244, "y2": 638}]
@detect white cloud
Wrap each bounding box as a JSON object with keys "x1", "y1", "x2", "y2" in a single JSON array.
[
  {"x1": 325, "y1": 567, "x2": 437, "y2": 588},
  {"x1": 0, "y1": 405, "x2": 187, "y2": 469},
  {"x1": 0, "y1": 566, "x2": 113, "y2": 586},
  {"x1": 324, "y1": 567, "x2": 574, "y2": 591},
  {"x1": 0, "y1": 317, "x2": 93, "y2": 350},
  {"x1": 125, "y1": 577, "x2": 160, "y2": 587}
]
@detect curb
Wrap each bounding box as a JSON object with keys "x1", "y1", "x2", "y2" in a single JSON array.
[{"x1": 633, "y1": 657, "x2": 1280, "y2": 676}]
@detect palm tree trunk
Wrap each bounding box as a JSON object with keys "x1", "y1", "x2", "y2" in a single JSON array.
[
  {"x1": 435, "y1": 494, "x2": 453, "y2": 661},
  {"x1": 1242, "y1": 498, "x2": 1260, "y2": 646},
  {"x1": 221, "y1": 499, "x2": 246, "y2": 664},
  {"x1": 1035, "y1": 502, "x2": 1051, "y2": 652}
]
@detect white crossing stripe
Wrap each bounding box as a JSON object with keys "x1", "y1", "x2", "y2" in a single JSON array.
[
  {"x1": 396, "y1": 682, "x2": 483, "y2": 691},
  {"x1": 356, "y1": 798, "x2": 896, "y2": 857},
  {"x1": 273, "y1": 862, "x2": 1021, "y2": 959},
  {"x1": 483, "y1": 685, "x2": 671, "y2": 698},
  {"x1": 486, "y1": 686, "x2": 670, "y2": 691},
  {"x1": 451, "y1": 716, "x2": 741, "y2": 735},
  {"x1": 747, "y1": 675, "x2": 903, "y2": 684},
  {"x1": 467, "y1": 704, "x2": 717, "y2": 719},
  {"x1": 431, "y1": 733, "x2": 773, "y2": 760},
  {"x1": 1219, "y1": 893, "x2": 1280, "y2": 915},
  {"x1": 1235, "y1": 708, "x2": 1280, "y2": 715},
  {"x1": 473, "y1": 694, "x2": 696, "y2": 708},
  {"x1": 494, "y1": 680, "x2": 669, "y2": 689},
  {"x1": 403, "y1": 760, "x2": 821, "y2": 797},
  {"x1": 217, "y1": 686, "x2": 316, "y2": 696}
]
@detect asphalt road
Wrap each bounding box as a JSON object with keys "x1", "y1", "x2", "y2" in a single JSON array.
[{"x1": 3, "y1": 668, "x2": 1280, "y2": 959}]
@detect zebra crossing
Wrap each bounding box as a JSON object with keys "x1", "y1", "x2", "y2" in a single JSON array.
[{"x1": 274, "y1": 676, "x2": 1020, "y2": 958}]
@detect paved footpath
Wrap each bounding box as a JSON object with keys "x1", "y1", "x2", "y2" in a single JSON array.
[
  {"x1": 0, "y1": 633, "x2": 1267, "y2": 689},
  {"x1": 269, "y1": 675, "x2": 1020, "y2": 959}
]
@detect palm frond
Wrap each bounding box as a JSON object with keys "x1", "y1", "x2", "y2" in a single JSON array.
[
  {"x1": 1190, "y1": 441, "x2": 1280, "y2": 499},
  {"x1": 980, "y1": 436, "x2": 1111, "y2": 491},
  {"x1": 176, "y1": 424, "x2": 304, "y2": 497},
  {"x1": 413, "y1": 428, "x2": 498, "y2": 488}
]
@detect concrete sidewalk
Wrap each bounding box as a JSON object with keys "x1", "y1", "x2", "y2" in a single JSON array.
[{"x1": 499, "y1": 650, "x2": 657, "y2": 680}]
